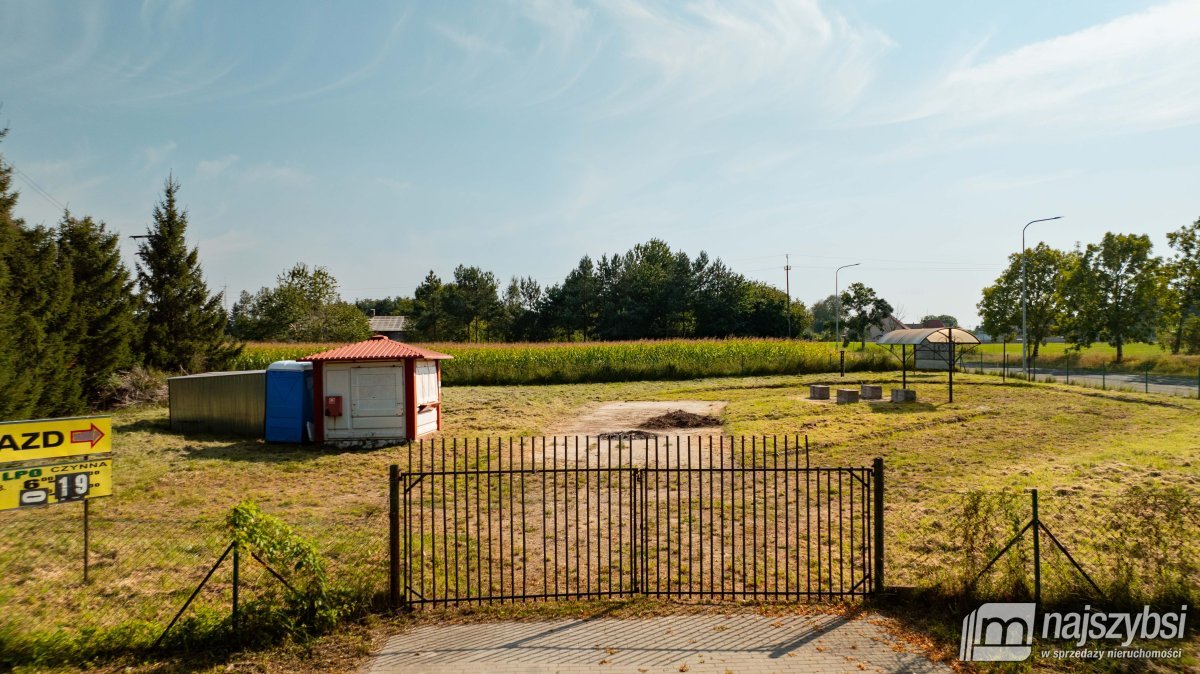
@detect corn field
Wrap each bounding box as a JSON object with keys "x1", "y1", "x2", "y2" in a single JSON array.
[{"x1": 232, "y1": 339, "x2": 897, "y2": 385}]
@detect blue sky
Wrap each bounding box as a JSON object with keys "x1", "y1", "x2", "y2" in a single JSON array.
[{"x1": 3, "y1": 0, "x2": 1199, "y2": 329}]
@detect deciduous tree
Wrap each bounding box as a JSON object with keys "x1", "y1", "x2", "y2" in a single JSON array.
[
  {"x1": 1163, "y1": 218, "x2": 1200, "y2": 354},
  {"x1": 1059, "y1": 233, "x2": 1161, "y2": 363},
  {"x1": 839, "y1": 282, "x2": 893, "y2": 348},
  {"x1": 978, "y1": 244, "x2": 1066, "y2": 356}
]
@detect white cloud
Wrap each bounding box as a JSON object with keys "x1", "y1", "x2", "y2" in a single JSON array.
[
  {"x1": 239, "y1": 162, "x2": 314, "y2": 187},
  {"x1": 519, "y1": 0, "x2": 590, "y2": 51},
  {"x1": 599, "y1": 0, "x2": 893, "y2": 110},
  {"x1": 196, "y1": 154, "x2": 239, "y2": 179},
  {"x1": 434, "y1": 22, "x2": 510, "y2": 55},
  {"x1": 141, "y1": 140, "x2": 177, "y2": 169},
  {"x1": 918, "y1": 0, "x2": 1200, "y2": 133},
  {"x1": 376, "y1": 177, "x2": 414, "y2": 192}
]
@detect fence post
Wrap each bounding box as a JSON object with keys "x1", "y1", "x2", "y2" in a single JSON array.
[
  {"x1": 1145, "y1": 368, "x2": 1150, "y2": 393},
  {"x1": 1196, "y1": 366, "x2": 1199, "y2": 399},
  {"x1": 389, "y1": 464, "x2": 401, "y2": 609},
  {"x1": 232, "y1": 541, "x2": 240, "y2": 636},
  {"x1": 839, "y1": 350, "x2": 846, "y2": 377},
  {"x1": 873, "y1": 457, "x2": 884, "y2": 594},
  {"x1": 1032, "y1": 489, "x2": 1040, "y2": 607},
  {"x1": 1102, "y1": 364, "x2": 1106, "y2": 390}
]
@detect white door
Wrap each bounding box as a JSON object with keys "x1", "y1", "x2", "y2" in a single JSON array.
[{"x1": 351, "y1": 367, "x2": 405, "y2": 417}]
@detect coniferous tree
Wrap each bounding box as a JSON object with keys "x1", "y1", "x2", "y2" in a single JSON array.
[
  {"x1": 0, "y1": 129, "x2": 35, "y2": 419},
  {"x1": 136, "y1": 176, "x2": 239, "y2": 372},
  {"x1": 58, "y1": 211, "x2": 137, "y2": 403},
  {"x1": 6, "y1": 224, "x2": 85, "y2": 416}
]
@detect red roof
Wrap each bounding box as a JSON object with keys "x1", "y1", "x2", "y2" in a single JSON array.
[{"x1": 300, "y1": 335, "x2": 453, "y2": 362}]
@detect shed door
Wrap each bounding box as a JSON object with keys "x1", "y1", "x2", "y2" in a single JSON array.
[{"x1": 351, "y1": 366, "x2": 405, "y2": 417}]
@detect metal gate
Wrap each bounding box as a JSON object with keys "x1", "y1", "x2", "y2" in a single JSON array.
[{"x1": 388, "y1": 436, "x2": 883, "y2": 606}]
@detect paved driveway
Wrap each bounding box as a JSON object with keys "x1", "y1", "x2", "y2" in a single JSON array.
[{"x1": 366, "y1": 613, "x2": 952, "y2": 674}]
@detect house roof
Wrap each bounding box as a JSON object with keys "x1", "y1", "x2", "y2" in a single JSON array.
[
  {"x1": 300, "y1": 335, "x2": 453, "y2": 362},
  {"x1": 369, "y1": 315, "x2": 408, "y2": 331},
  {"x1": 876, "y1": 328, "x2": 981, "y2": 346}
]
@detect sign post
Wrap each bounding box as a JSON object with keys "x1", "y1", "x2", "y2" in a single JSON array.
[{"x1": 0, "y1": 416, "x2": 114, "y2": 583}]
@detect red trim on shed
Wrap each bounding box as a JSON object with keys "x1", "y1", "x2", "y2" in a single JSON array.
[
  {"x1": 405, "y1": 358, "x2": 416, "y2": 440},
  {"x1": 312, "y1": 361, "x2": 325, "y2": 443}
]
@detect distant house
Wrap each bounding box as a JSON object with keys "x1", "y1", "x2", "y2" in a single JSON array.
[
  {"x1": 866, "y1": 314, "x2": 908, "y2": 341},
  {"x1": 368, "y1": 315, "x2": 408, "y2": 341}
]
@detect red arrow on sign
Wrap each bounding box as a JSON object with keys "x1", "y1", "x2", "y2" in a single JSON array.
[{"x1": 71, "y1": 423, "x2": 106, "y2": 448}]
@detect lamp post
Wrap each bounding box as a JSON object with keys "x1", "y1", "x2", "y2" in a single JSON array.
[
  {"x1": 835, "y1": 262, "x2": 861, "y2": 376},
  {"x1": 1021, "y1": 217, "x2": 1061, "y2": 379},
  {"x1": 785, "y1": 254, "x2": 792, "y2": 339}
]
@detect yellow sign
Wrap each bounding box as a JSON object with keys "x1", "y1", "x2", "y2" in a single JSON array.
[
  {"x1": 0, "y1": 458, "x2": 113, "y2": 511},
  {"x1": 0, "y1": 416, "x2": 111, "y2": 463}
]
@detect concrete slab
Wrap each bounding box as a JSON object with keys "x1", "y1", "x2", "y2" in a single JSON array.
[{"x1": 366, "y1": 614, "x2": 951, "y2": 674}]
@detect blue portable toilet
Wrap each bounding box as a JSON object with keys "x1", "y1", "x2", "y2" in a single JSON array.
[{"x1": 265, "y1": 360, "x2": 313, "y2": 443}]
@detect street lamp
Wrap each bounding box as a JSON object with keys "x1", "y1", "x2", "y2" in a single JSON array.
[
  {"x1": 835, "y1": 262, "x2": 861, "y2": 376},
  {"x1": 1021, "y1": 216, "x2": 1061, "y2": 379}
]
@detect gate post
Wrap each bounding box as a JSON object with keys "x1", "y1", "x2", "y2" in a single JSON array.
[
  {"x1": 389, "y1": 464, "x2": 401, "y2": 609},
  {"x1": 872, "y1": 457, "x2": 884, "y2": 594}
]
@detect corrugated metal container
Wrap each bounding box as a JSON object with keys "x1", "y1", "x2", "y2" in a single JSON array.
[{"x1": 168, "y1": 370, "x2": 266, "y2": 436}]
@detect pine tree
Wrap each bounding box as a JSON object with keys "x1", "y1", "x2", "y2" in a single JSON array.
[
  {"x1": 58, "y1": 211, "x2": 137, "y2": 404},
  {"x1": 136, "y1": 176, "x2": 240, "y2": 372},
  {"x1": 0, "y1": 128, "x2": 32, "y2": 419},
  {"x1": 6, "y1": 224, "x2": 85, "y2": 416}
]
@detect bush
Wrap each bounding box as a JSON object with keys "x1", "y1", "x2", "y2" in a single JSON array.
[{"x1": 98, "y1": 366, "x2": 168, "y2": 408}]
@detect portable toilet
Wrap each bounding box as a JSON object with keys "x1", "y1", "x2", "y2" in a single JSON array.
[
  {"x1": 299, "y1": 336, "x2": 452, "y2": 446},
  {"x1": 265, "y1": 360, "x2": 313, "y2": 443}
]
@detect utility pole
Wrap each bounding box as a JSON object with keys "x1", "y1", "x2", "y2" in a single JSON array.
[{"x1": 784, "y1": 254, "x2": 792, "y2": 339}]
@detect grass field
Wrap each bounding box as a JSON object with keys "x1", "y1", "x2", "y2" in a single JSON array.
[
  {"x1": 232, "y1": 339, "x2": 896, "y2": 385},
  {"x1": 3, "y1": 372, "x2": 1199, "y2": 670}
]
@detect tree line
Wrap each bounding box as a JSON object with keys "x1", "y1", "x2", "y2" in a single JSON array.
[
  {"x1": 978, "y1": 223, "x2": 1200, "y2": 361},
  {"x1": 0, "y1": 131, "x2": 236, "y2": 419},
  {"x1": 348, "y1": 240, "x2": 827, "y2": 343}
]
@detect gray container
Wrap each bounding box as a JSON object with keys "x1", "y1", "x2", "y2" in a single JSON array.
[{"x1": 168, "y1": 370, "x2": 266, "y2": 436}]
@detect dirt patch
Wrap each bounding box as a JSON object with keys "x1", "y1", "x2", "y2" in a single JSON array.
[
  {"x1": 597, "y1": 429, "x2": 659, "y2": 440},
  {"x1": 640, "y1": 409, "x2": 721, "y2": 429},
  {"x1": 548, "y1": 400, "x2": 726, "y2": 438}
]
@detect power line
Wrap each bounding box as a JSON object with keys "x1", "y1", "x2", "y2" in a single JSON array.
[{"x1": 6, "y1": 161, "x2": 66, "y2": 212}]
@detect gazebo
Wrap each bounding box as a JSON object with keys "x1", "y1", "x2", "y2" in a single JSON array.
[{"x1": 876, "y1": 327, "x2": 981, "y2": 402}]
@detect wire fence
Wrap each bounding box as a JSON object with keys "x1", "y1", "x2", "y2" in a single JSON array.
[
  {"x1": 892, "y1": 485, "x2": 1200, "y2": 605},
  {"x1": 964, "y1": 352, "x2": 1200, "y2": 399},
  {"x1": 0, "y1": 502, "x2": 386, "y2": 660}
]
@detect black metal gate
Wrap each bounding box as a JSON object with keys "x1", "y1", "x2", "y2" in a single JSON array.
[{"x1": 388, "y1": 436, "x2": 883, "y2": 606}]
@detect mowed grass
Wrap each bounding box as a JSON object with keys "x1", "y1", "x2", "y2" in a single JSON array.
[
  {"x1": 3, "y1": 372, "x2": 1199, "y2": 668},
  {"x1": 232, "y1": 339, "x2": 896, "y2": 384}
]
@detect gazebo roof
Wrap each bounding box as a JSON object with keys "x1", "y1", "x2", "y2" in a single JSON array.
[{"x1": 876, "y1": 327, "x2": 981, "y2": 346}]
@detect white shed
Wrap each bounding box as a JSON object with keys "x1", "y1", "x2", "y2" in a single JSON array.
[{"x1": 300, "y1": 336, "x2": 452, "y2": 445}]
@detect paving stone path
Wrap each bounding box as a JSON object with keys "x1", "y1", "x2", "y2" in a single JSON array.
[{"x1": 366, "y1": 613, "x2": 952, "y2": 674}]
